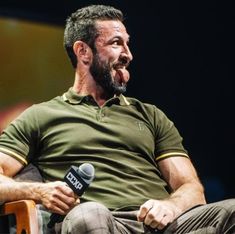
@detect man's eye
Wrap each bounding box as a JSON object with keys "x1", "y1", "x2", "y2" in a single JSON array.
[{"x1": 112, "y1": 41, "x2": 119, "y2": 45}]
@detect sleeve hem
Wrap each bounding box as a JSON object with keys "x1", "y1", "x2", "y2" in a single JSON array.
[
  {"x1": 155, "y1": 151, "x2": 189, "y2": 162},
  {"x1": 0, "y1": 147, "x2": 28, "y2": 165}
]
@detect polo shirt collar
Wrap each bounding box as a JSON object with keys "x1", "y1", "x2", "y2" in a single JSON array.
[
  {"x1": 62, "y1": 87, "x2": 84, "y2": 104},
  {"x1": 117, "y1": 94, "x2": 130, "y2": 106},
  {"x1": 62, "y1": 87, "x2": 130, "y2": 106}
]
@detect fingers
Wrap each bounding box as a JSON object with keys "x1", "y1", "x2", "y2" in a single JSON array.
[
  {"x1": 137, "y1": 199, "x2": 154, "y2": 222},
  {"x1": 144, "y1": 204, "x2": 165, "y2": 226},
  {"x1": 46, "y1": 197, "x2": 72, "y2": 215},
  {"x1": 39, "y1": 181, "x2": 80, "y2": 214},
  {"x1": 46, "y1": 196, "x2": 81, "y2": 215},
  {"x1": 138, "y1": 200, "x2": 175, "y2": 230},
  {"x1": 155, "y1": 215, "x2": 173, "y2": 230},
  {"x1": 147, "y1": 208, "x2": 172, "y2": 230}
]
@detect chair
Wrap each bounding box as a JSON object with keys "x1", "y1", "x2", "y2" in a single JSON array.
[
  {"x1": 0, "y1": 164, "x2": 42, "y2": 234},
  {"x1": 0, "y1": 200, "x2": 39, "y2": 234}
]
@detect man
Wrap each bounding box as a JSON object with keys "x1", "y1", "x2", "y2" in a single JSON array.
[{"x1": 0, "y1": 5, "x2": 234, "y2": 234}]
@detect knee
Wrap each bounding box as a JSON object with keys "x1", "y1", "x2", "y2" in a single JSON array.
[
  {"x1": 218, "y1": 199, "x2": 235, "y2": 213},
  {"x1": 65, "y1": 201, "x2": 110, "y2": 223},
  {"x1": 224, "y1": 199, "x2": 235, "y2": 218},
  {"x1": 61, "y1": 202, "x2": 113, "y2": 233},
  {"x1": 218, "y1": 199, "x2": 235, "y2": 233}
]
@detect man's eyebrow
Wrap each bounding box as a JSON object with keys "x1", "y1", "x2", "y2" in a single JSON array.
[{"x1": 107, "y1": 35, "x2": 130, "y2": 43}]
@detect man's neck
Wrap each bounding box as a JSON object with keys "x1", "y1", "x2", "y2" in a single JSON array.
[{"x1": 72, "y1": 72, "x2": 109, "y2": 107}]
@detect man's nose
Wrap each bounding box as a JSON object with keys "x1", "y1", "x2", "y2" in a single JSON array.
[
  {"x1": 125, "y1": 46, "x2": 133, "y2": 62},
  {"x1": 121, "y1": 45, "x2": 133, "y2": 65}
]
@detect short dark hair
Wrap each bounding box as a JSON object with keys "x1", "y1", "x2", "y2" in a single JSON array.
[{"x1": 64, "y1": 5, "x2": 123, "y2": 68}]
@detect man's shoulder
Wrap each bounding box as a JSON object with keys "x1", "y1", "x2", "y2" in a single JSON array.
[
  {"x1": 124, "y1": 96, "x2": 167, "y2": 120},
  {"x1": 125, "y1": 96, "x2": 159, "y2": 110},
  {"x1": 31, "y1": 95, "x2": 64, "y2": 111},
  {"x1": 19, "y1": 95, "x2": 65, "y2": 122}
]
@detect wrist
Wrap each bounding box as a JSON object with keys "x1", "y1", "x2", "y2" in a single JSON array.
[
  {"x1": 13, "y1": 181, "x2": 44, "y2": 203},
  {"x1": 163, "y1": 198, "x2": 183, "y2": 218},
  {"x1": 27, "y1": 182, "x2": 45, "y2": 203}
]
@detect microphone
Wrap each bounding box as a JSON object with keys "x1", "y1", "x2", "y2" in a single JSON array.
[{"x1": 47, "y1": 163, "x2": 95, "y2": 228}]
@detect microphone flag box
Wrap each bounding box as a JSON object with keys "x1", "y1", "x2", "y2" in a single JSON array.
[{"x1": 64, "y1": 166, "x2": 89, "y2": 196}]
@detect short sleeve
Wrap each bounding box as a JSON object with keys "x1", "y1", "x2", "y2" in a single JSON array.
[
  {"x1": 154, "y1": 108, "x2": 189, "y2": 162},
  {"x1": 0, "y1": 105, "x2": 39, "y2": 165}
]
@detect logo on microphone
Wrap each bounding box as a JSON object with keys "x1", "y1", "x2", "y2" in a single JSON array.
[
  {"x1": 47, "y1": 164, "x2": 95, "y2": 229},
  {"x1": 66, "y1": 172, "x2": 83, "y2": 190}
]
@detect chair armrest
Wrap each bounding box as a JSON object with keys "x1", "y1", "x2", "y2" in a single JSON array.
[{"x1": 1, "y1": 200, "x2": 39, "y2": 234}]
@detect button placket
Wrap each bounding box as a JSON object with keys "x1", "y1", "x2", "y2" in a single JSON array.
[{"x1": 96, "y1": 108, "x2": 105, "y2": 121}]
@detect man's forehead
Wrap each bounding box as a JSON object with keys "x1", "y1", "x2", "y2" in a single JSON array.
[{"x1": 95, "y1": 20, "x2": 129, "y2": 36}]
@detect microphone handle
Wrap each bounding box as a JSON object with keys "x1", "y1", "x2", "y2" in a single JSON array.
[
  {"x1": 47, "y1": 164, "x2": 94, "y2": 228},
  {"x1": 47, "y1": 213, "x2": 65, "y2": 228}
]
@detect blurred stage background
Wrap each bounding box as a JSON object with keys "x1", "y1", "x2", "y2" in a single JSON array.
[{"x1": 0, "y1": 1, "x2": 234, "y2": 202}]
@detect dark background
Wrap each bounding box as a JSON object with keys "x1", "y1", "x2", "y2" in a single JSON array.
[{"x1": 0, "y1": 0, "x2": 234, "y2": 201}]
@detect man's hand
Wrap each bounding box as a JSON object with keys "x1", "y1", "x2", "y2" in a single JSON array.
[
  {"x1": 137, "y1": 199, "x2": 181, "y2": 230},
  {"x1": 37, "y1": 181, "x2": 79, "y2": 215}
]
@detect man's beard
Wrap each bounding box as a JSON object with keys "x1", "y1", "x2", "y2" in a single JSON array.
[{"x1": 90, "y1": 53, "x2": 127, "y2": 97}]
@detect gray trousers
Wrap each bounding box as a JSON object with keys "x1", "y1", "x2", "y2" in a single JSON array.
[{"x1": 54, "y1": 199, "x2": 235, "y2": 234}]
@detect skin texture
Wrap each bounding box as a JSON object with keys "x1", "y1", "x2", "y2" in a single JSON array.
[
  {"x1": 72, "y1": 20, "x2": 132, "y2": 105},
  {"x1": 0, "y1": 20, "x2": 206, "y2": 229},
  {"x1": 137, "y1": 157, "x2": 205, "y2": 229}
]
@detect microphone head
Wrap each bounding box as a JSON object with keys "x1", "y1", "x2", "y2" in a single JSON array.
[{"x1": 79, "y1": 163, "x2": 95, "y2": 181}]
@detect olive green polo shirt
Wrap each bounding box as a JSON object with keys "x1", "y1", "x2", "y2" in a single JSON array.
[{"x1": 0, "y1": 88, "x2": 188, "y2": 211}]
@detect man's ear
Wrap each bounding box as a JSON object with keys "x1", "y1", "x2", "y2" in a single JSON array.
[{"x1": 73, "y1": 41, "x2": 92, "y2": 65}]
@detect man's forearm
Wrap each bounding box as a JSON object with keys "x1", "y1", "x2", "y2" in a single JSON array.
[
  {"x1": 167, "y1": 181, "x2": 206, "y2": 216},
  {"x1": 0, "y1": 173, "x2": 77, "y2": 215},
  {"x1": 158, "y1": 157, "x2": 207, "y2": 216},
  {"x1": 0, "y1": 174, "x2": 41, "y2": 203}
]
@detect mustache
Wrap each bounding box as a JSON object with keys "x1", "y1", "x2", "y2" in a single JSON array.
[{"x1": 113, "y1": 56, "x2": 130, "y2": 69}]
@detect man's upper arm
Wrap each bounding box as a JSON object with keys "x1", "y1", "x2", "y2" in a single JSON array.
[
  {"x1": 158, "y1": 156, "x2": 201, "y2": 192},
  {"x1": 0, "y1": 152, "x2": 24, "y2": 177}
]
